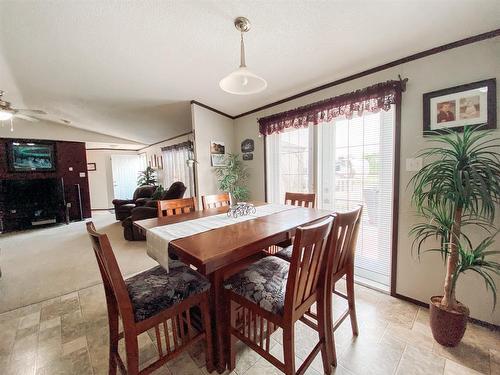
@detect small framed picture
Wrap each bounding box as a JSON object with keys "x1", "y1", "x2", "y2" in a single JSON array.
[
  {"x1": 87, "y1": 162, "x2": 96, "y2": 171},
  {"x1": 423, "y1": 78, "x2": 496, "y2": 134},
  {"x1": 211, "y1": 154, "x2": 227, "y2": 167},
  {"x1": 242, "y1": 153, "x2": 253, "y2": 161},
  {"x1": 210, "y1": 141, "x2": 225, "y2": 155},
  {"x1": 241, "y1": 138, "x2": 255, "y2": 153}
]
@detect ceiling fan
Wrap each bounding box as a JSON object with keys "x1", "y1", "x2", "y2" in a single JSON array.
[{"x1": 0, "y1": 90, "x2": 48, "y2": 125}]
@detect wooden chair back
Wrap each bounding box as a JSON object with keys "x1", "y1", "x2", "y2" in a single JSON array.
[
  {"x1": 157, "y1": 197, "x2": 197, "y2": 217},
  {"x1": 202, "y1": 193, "x2": 231, "y2": 210},
  {"x1": 86, "y1": 222, "x2": 135, "y2": 325},
  {"x1": 284, "y1": 216, "x2": 333, "y2": 316},
  {"x1": 284, "y1": 192, "x2": 316, "y2": 208},
  {"x1": 328, "y1": 206, "x2": 363, "y2": 277}
]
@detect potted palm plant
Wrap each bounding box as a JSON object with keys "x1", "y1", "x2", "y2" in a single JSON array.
[
  {"x1": 137, "y1": 166, "x2": 157, "y2": 186},
  {"x1": 409, "y1": 126, "x2": 500, "y2": 347},
  {"x1": 214, "y1": 153, "x2": 250, "y2": 202}
]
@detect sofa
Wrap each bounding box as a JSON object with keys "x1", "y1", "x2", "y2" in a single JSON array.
[
  {"x1": 122, "y1": 181, "x2": 187, "y2": 241},
  {"x1": 112, "y1": 185, "x2": 156, "y2": 221}
]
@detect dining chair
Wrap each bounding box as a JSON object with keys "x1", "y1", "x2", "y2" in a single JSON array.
[
  {"x1": 274, "y1": 206, "x2": 363, "y2": 367},
  {"x1": 86, "y1": 222, "x2": 214, "y2": 374},
  {"x1": 224, "y1": 216, "x2": 334, "y2": 375},
  {"x1": 266, "y1": 192, "x2": 317, "y2": 255},
  {"x1": 157, "y1": 197, "x2": 197, "y2": 217},
  {"x1": 201, "y1": 193, "x2": 231, "y2": 209},
  {"x1": 284, "y1": 192, "x2": 316, "y2": 208}
]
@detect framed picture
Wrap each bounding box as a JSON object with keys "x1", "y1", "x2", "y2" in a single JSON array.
[
  {"x1": 87, "y1": 163, "x2": 96, "y2": 171},
  {"x1": 423, "y1": 78, "x2": 496, "y2": 133},
  {"x1": 210, "y1": 140, "x2": 225, "y2": 155},
  {"x1": 242, "y1": 153, "x2": 253, "y2": 161},
  {"x1": 241, "y1": 138, "x2": 254, "y2": 153},
  {"x1": 211, "y1": 154, "x2": 227, "y2": 167}
]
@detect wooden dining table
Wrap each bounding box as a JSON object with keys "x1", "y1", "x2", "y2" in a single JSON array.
[{"x1": 134, "y1": 202, "x2": 333, "y2": 373}]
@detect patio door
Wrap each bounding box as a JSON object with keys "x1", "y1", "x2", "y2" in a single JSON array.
[{"x1": 317, "y1": 108, "x2": 396, "y2": 289}]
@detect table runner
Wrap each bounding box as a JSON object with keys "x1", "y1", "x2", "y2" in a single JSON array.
[{"x1": 146, "y1": 204, "x2": 298, "y2": 271}]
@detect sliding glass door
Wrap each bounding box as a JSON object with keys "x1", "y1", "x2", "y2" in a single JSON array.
[
  {"x1": 266, "y1": 107, "x2": 396, "y2": 289},
  {"x1": 318, "y1": 108, "x2": 395, "y2": 288}
]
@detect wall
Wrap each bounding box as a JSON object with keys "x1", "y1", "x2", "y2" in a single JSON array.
[
  {"x1": 0, "y1": 138, "x2": 91, "y2": 220},
  {"x1": 233, "y1": 38, "x2": 500, "y2": 325},
  {"x1": 191, "y1": 103, "x2": 235, "y2": 205}
]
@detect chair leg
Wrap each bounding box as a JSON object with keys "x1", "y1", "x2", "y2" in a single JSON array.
[
  {"x1": 108, "y1": 309, "x2": 119, "y2": 375},
  {"x1": 282, "y1": 323, "x2": 296, "y2": 375},
  {"x1": 201, "y1": 295, "x2": 215, "y2": 373},
  {"x1": 325, "y1": 289, "x2": 338, "y2": 367},
  {"x1": 124, "y1": 333, "x2": 140, "y2": 375},
  {"x1": 317, "y1": 290, "x2": 332, "y2": 375},
  {"x1": 227, "y1": 298, "x2": 236, "y2": 372},
  {"x1": 346, "y1": 270, "x2": 359, "y2": 336}
]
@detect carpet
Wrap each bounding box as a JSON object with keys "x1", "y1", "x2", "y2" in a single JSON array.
[{"x1": 0, "y1": 211, "x2": 157, "y2": 313}]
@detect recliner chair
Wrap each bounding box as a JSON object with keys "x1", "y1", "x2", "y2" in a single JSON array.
[
  {"x1": 122, "y1": 181, "x2": 187, "y2": 241},
  {"x1": 112, "y1": 185, "x2": 156, "y2": 221}
]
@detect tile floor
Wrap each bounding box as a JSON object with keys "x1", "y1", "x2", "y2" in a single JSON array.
[{"x1": 0, "y1": 281, "x2": 498, "y2": 375}]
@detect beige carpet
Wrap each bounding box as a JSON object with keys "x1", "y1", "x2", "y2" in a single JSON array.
[{"x1": 0, "y1": 211, "x2": 156, "y2": 313}]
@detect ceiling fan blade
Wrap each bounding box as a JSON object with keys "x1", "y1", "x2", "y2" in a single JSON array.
[
  {"x1": 14, "y1": 113, "x2": 39, "y2": 122},
  {"x1": 15, "y1": 109, "x2": 47, "y2": 115}
]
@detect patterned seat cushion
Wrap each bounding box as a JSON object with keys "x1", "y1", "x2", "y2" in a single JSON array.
[
  {"x1": 274, "y1": 245, "x2": 292, "y2": 262},
  {"x1": 125, "y1": 262, "x2": 210, "y2": 322},
  {"x1": 223, "y1": 256, "x2": 289, "y2": 315}
]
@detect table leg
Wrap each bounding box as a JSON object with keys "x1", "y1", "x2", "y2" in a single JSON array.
[{"x1": 209, "y1": 270, "x2": 228, "y2": 373}]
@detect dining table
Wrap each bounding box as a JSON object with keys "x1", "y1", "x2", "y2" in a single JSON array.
[{"x1": 134, "y1": 201, "x2": 333, "y2": 373}]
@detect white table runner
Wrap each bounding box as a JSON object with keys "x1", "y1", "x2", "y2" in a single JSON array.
[{"x1": 146, "y1": 203, "x2": 298, "y2": 271}]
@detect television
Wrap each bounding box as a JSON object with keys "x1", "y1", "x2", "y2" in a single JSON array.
[{"x1": 8, "y1": 141, "x2": 56, "y2": 172}]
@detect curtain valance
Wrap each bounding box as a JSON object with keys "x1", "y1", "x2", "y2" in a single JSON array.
[
  {"x1": 161, "y1": 141, "x2": 193, "y2": 152},
  {"x1": 258, "y1": 80, "x2": 405, "y2": 136}
]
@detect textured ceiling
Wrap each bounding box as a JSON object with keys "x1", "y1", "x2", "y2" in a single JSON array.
[{"x1": 0, "y1": 0, "x2": 498, "y2": 144}]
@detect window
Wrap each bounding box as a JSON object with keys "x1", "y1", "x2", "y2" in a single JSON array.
[
  {"x1": 162, "y1": 142, "x2": 194, "y2": 197},
  {"x1": 266, "y1": 126, "x2": 313, "y2": 203},
  {"x1": 265, "y1": 107, "x2": 395, "y2": 289}
]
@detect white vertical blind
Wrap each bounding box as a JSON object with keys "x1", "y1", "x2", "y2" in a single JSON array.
[
  {"x1": 162, "y1": 146, "x2": 193, "y2": 197},
  {"x1": 318, "y1": 108, "x2": 395, "y2": 287},
  {"x1": 266, "y1": 127, "x2": 313, "y2": 203},
  {"x1": 266, "y1": 106, "x2": 395, "y2": 288}
]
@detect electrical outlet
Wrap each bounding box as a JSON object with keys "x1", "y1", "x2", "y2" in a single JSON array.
[
  {"x1": 79, "y1": 172, "x2": 86, "y2": 178},
  {"x1": 66, "y1": 203, "x2": 72, "y2": 208},
  {"x1": 68, "y1": 167, "x2": 73, "y2": 171}
]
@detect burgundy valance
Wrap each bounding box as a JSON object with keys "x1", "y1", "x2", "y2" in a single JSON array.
[
  {"x1": 258, "y1": 80, "x2": 404, "y2": 136},
  {"x1": 161, "y1": 141, "x2": 193, "y2": 152}
]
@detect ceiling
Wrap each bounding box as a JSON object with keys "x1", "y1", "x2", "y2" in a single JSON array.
[{"x1": 0, "y1": 1, "x2": 498, "y2": 144}]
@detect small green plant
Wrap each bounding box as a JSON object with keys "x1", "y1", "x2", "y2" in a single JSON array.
[
  {"x1": 409, "y1": 126, "x2": 500, "y2": 312},
  {"x1": 151, "y1": 185, "x2": 165, "y2": 200},
  {"x1": 214, "y1": 153, "x2": 249, "y2": 202},
  {"x1": 137, "y1": 166, "x2": 157, "y2": 186}
]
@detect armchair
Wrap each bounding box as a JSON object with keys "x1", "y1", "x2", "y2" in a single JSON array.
[
  {"x1": 121, "y1": 181, "x2": 187, "y2": 241},
  {"x1": 112, "y1": 185, "x2": 156, "y2": 221}
]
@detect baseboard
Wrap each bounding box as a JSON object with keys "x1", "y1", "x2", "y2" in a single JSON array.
[
  {"x1": 394, "y1": 293, "x2": 499, "y2": 331},
  {"x1": 91, "y1": 208, "x2": 114, "y2": 211}
]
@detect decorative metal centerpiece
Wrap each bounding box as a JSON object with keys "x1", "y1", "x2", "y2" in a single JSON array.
[{"x1": 227, "y1": 202, "x2": 256, "y2": 218}]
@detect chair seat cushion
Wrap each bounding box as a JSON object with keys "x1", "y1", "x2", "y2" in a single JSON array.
[
  {"x1": 274, "y1": 245, "x2": 292, "y2": 262},
  {"x1": 223, "y1": 256, "x2": 289, "y2": 315},
  {"x1": 125, "y1": 263, "x2": 210, "y2": 322}
]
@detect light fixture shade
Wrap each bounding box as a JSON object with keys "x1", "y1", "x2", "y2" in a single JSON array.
[
  {"x1": 0, "y1": 110, "x2": 13, "y2": 121},
  {"x1": 219, "y1": 67, "x2": 267, "y2": 95}
]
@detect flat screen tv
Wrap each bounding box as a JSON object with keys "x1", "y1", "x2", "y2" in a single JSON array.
[{"x1": 8, "y1": 141, "x2": 56, "y2": 172}]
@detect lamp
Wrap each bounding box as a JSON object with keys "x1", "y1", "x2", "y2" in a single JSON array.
[
  {"x1": 0, "y1": 110, "x2": 13, "y2": 121},
  {"x1": 219, "y1": 17, "x2": 267, "y2": 95}
]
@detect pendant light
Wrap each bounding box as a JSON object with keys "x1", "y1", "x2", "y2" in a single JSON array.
[{"x1": 219, "y1": 17, "x2": 267, "y2": 95}]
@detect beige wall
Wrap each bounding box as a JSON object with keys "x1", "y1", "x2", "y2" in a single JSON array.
[
  {"x1": 233, "y1": 38, "x2": 500, "y2": 324},
  {"x1": 192, "y1": 103, "x2": 235, "y2": 206},
  {"x1": 86, "y1": 149, "x2": 139, "y2": 209}
]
